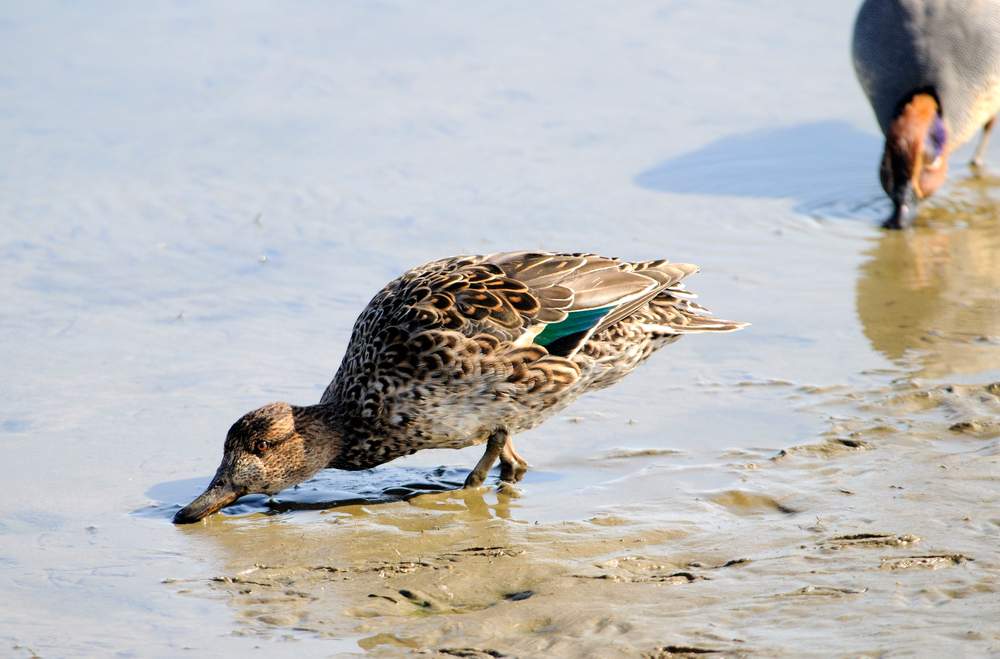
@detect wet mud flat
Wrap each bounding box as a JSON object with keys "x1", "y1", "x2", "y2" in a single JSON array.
[
  {"x1": 155, "y1": 194, "x2": 1000, "y2": 658},
  {"x1": 162, "y1": 380, "x2": 1000, "y2": 657},
  {"x1": 6, "y1": 3, "x2": 1000, "y2": 656}
]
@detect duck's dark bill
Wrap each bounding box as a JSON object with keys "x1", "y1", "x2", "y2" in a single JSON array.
[
  {"x1": 883, "y1": 200, "x2": 919, "y2": 230},
  {"x1": 173, "y1": 481, "x2": 247, "y2": 524}
]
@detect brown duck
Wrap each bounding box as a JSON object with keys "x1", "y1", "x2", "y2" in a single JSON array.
[{"x1": 174, "y1": 251, "x2": 745, "y2": 523}]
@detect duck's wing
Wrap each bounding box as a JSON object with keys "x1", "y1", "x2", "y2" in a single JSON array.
[
  {"x1": 321, "y1": 253, "x2": 587, "y2": 425},
  {"x1": 349, "y1": 253, "x2": 555, "y2": 344},
  {"x1": 487, "y1": 252, "x2": 745, "y2": 358},
  {"x1": 334, "y1": 252, "x2": 741, "y2": 362},
  {"x1": 484, "y1": 252, "x2": 666, "y2": 355}
]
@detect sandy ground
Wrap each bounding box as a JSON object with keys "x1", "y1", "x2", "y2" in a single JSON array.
[
  {"x1": 165, "y1": 346, "x2": 1000, "y2": 657},
  {"x1": 3, "y1": 2, "x2": 1000, "y2": 657}
]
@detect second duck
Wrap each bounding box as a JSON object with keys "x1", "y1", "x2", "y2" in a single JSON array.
[{"x1": 853, "y1": 0, "x2": 1000, "y2": 228}]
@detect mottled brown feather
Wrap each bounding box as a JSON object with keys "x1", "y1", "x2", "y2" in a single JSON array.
[{"x1": 316, "y1": 252, "x2": 745, "y2": 470}]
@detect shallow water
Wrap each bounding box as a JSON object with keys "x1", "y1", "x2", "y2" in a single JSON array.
[{"x1": 3, "y1": 1, "x2": 1000, "y2": 657}]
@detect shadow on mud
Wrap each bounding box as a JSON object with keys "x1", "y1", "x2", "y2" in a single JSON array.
[
  {"x1": 635, "y1": 120, "x2": 887, "y2": 219},
  {"x1": 135, "y1": 466, "x2": 471, "y2": 521}
]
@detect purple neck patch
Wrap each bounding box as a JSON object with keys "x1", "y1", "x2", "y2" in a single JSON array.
[{"x1": 926, "y1": 115, "x2": 947, "y2": 158}]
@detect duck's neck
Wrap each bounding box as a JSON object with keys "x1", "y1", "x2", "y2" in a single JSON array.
[{"x1": 291, "y1": 403, "x2": 351, "y2": 473}]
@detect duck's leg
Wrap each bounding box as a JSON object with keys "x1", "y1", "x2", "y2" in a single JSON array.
[
  {"x1": 972, "y1": 116, "x2": 997, "y2": 168},
  {"x1": 499, "y1": 435, "x2": 528, "y2": 483},
  {"x1": 464, "y1": 428, "x2": 508, "y2": 488}
]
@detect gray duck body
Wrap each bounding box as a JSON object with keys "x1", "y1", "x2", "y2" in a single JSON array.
[
  {"x1": 853, "y1": 0, "x2": 1000, "y2": 147},
  {"x1": 174, "y1": 251, "x2": 744, "y2": 523}
]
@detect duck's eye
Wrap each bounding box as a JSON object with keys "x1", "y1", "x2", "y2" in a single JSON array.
[{"x1": 254, "y1": 440, "x2": 269, "y2": 453}]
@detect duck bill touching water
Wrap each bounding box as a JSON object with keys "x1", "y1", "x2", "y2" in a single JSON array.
[
  {"x1": 852, "y1": 0, "x2": 1000, "y2": 228},
  {"x1": 174, "y1": 251, "x2": 745, "y2": 524},
  {"x1": 878, "y1": 93, "x2": 950, "y2": 229}
]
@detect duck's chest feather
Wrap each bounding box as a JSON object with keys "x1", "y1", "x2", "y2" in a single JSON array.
[
  {"x1": 322, "y1": 327, "x2": 582, "y2": 470},
  {"x1": 322, "y1": 324, "x2": 685, "y2": 471}
]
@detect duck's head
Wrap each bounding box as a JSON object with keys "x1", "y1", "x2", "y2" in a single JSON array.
[
  {"x1": 173, "y1": 402, "x2": 339, "y2": 524},
  {"x1": 880, "y1": 93, "x2": 948, "y2": 229}
]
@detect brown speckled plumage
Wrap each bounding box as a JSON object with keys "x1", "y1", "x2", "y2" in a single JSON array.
[{"x1": 174, "y1": 252, "x2": 745, "y2": 523}]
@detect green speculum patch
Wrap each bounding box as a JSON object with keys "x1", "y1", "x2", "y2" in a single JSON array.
[{"x1": 534, "y1": 306, "x2": 614, "y2": 346}]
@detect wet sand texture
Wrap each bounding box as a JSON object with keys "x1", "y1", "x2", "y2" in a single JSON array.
[{"x1": 3, "y1": 1, "x2": 1000, "y2": 657}]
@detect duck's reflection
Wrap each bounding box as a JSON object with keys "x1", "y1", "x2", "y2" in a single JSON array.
[
  {"x1": 165, "y1": 485, "x2": 532, "y2": 642},
  {"x1": 401, "y1": 485, "x2": 519, "y2": 520},
  {"x1": 856, "y1": 174, "x2": 1000, "y2": 378},
  {"x1": 171, "y1": 483, "x2": 524, "y2": 576}
]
